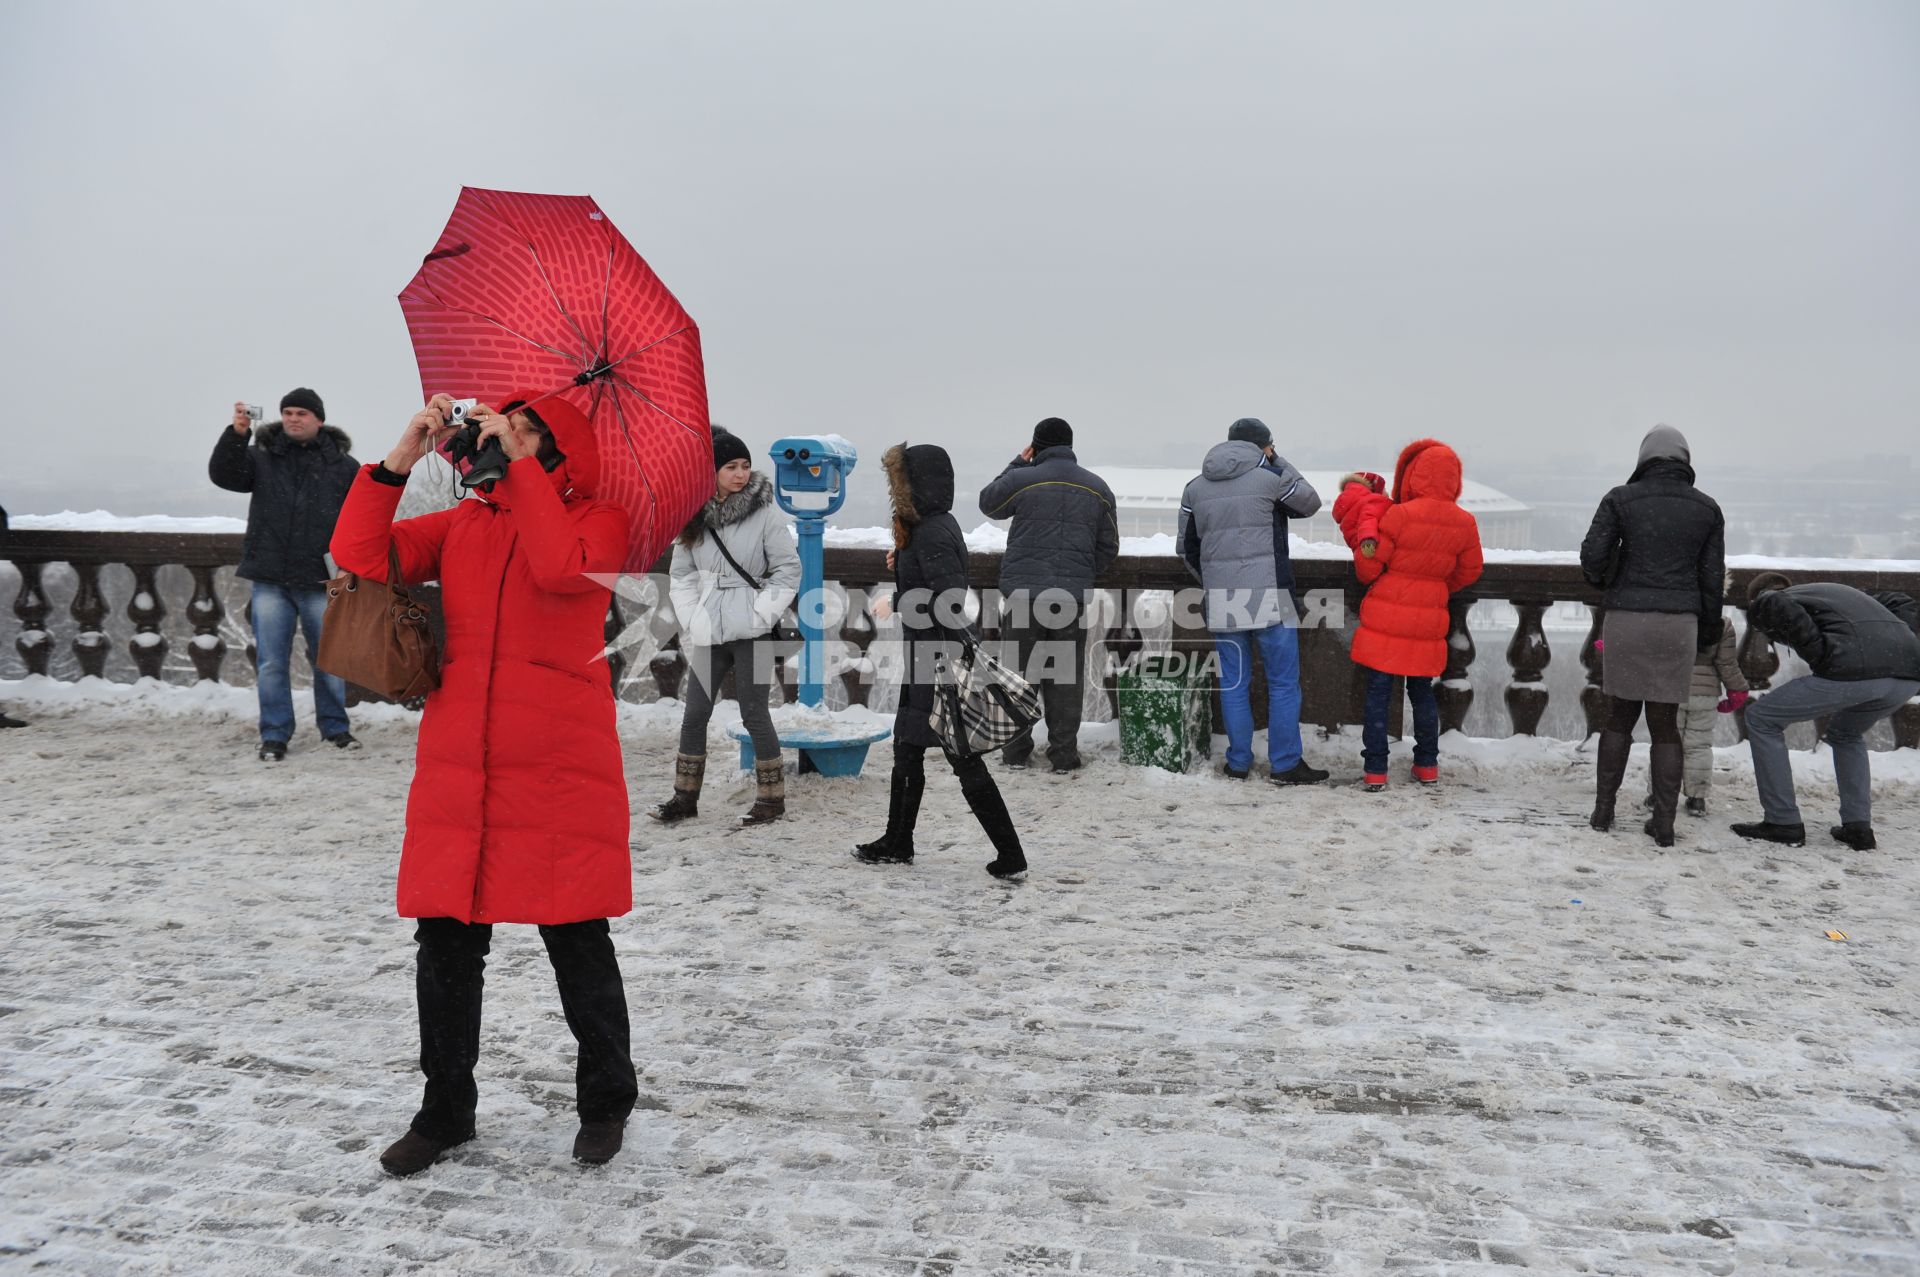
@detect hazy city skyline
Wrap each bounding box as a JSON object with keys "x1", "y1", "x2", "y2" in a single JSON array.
[{"x1": 5, "y1": 1, "x2": 1915, "y2": 534}]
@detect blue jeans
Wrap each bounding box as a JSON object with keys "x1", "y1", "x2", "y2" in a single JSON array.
[
  {"x1": 1214, "y1": 624, "x2": 1302, "y2": 774},
  {"x1": 250, "y1": 581, "x2": 348, "y2": 743},
  {"x1": 1362, "y1": 666, "x2": 1439, "y2": 775}
]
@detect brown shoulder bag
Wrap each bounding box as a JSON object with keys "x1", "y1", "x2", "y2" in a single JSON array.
[{"x1": 315, "y1": 544, "x2": 441, "y2": 701}]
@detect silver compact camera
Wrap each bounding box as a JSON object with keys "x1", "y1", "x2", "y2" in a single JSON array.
[
  {"x1": 446, "y1": 398, "x2": 479, "y2": 425},
  {"x1": 245, "y1": 404, "x2": 265, "y2": 423}
]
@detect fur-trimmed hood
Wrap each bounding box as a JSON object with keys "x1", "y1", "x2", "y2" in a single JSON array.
[
  {"x1": 255, "y1": 421, "x2": 353, "y2": 454},
  {"x1": 883, "y1": 442, "x2": 955, "y2": 526},
  {"x1": 679, "y1": 470, "x2": 774, "y2": 545}
]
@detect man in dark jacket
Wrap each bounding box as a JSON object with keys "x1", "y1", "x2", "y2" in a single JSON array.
[
  {"x1": 1176, "y1": 417, "x2": 1327, "y2": 785},
  {"x1": 209, "y1": 389, "x2": 359, "y2": 760},
  {"x1": 978, "y1": 417, "x2": 1119, "y2": 773},
  {"x1": 1731, "y1": 573, "x2": 1920, "y2": 849}
]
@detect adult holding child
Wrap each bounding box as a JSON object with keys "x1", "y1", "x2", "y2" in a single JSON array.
[{"x1": 1332, "y1": 440, "x2": 1484, "y2": 791}]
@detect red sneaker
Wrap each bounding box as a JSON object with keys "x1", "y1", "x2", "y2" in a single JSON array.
[
  {"x1": 1362, "y1": 773, "x2": 1388, "y2": 792},
  {"x1": 1412, "y1": 764, "x2": 1440, "y2": 785}
]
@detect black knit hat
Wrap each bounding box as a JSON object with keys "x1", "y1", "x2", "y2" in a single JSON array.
[
  {"x1": 1032, "y1": 417, "x2": 1073, "y2": 450},
  {"x1": 711, "y1": 427, "x2": 752, "y2": 470},
  {"x1": 280, "y1": 387, "x2": 325, "y2": 421},
  {"x1": 1227, "y1": 417, "x2": 1271, "y2": 447}
]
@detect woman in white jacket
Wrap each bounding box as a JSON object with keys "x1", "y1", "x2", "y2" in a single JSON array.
[{"x1": 651, "y1": 429, "x2": 801, "y2": 826}]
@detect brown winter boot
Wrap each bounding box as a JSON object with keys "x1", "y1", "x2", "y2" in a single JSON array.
[
  {"x1": 649, "y1": 753, "x2": 704, "y2": 824},
  {"x1": 739, "y1": 759, "x2": 786, "y2": 826}
]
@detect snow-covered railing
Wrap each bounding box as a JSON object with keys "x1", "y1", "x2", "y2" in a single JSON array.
[{"x1": 4, "y1": 524, "x2": 1918, "y2": 746}]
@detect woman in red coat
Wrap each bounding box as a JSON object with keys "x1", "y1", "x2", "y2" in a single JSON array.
[
  {"x1": 1333, "y1": 439, "x2": 1484, "y2": 790},
  {"x1": 331, "y1": 391, "x2": 636, "y2": 1177}
]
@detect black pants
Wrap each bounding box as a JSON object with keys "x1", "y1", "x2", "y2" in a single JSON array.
[
  {"x1": 894, "y1": 740, "x2": 992, "y2": 793},
  {"x1": 999, "y1": 616, "x2": 1085, "y2": 767},
  {"x1": 410, "y1": 916, "x2": 638, "y2": 1143}
]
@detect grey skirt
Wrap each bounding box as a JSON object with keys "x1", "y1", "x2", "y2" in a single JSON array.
[{"x1": 1602, "y1": 609, "x2": 1696, "y2": 705}]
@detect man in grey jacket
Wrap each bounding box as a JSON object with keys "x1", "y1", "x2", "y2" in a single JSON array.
[
  {"x1": 1731, "y1": 572, "x2": 1920, "y2": 850},
  {"x1": 978, "y1": 417, "x2": 1119, "y2": 773},
  {"x1": 1176, "y1": 418, "x2": 1327, "y2": 784}
]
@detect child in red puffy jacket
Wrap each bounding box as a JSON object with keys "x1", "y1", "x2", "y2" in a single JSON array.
[{"x1": 1333, "y1": 443, "x2": 1484, "y2": 791}]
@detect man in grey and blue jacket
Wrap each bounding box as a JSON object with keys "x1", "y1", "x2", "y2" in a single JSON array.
[
  {"x1": 978, "y1": 417, "x2": 1119, "y2": 772},
  {"x1": 1176, "y1": 418, "x2": 1328, "y2": 784}
]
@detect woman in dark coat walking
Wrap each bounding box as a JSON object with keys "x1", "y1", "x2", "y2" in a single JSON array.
[
  {"x1": 855, "y1": 443, "x2": 1028, "y2": 879},
  {"x1": 1579, "y1": 424, "x2": 1726, "y2": 846}
]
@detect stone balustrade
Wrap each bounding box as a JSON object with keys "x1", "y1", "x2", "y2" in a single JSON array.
[{"x1": 4, "y1": 528, "x2": 1917, "y2": 748}]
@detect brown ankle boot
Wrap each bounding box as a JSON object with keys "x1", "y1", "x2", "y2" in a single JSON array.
[
  {"x1": 378, "y1": 1127, "x2": 471, "y2": 1177},
  {"x1": 740, "y1": 759, "x2": 785, "y2": 826},
  {"x1": 572, "y1": 1118, "x2": 626, "y2": 1166},
  {"x1": 649, "y1": 753, "x2": 705, "y2": 823}
]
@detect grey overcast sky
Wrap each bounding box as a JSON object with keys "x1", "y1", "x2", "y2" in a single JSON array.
[{"x1": 3, "y1": 0, "x2": 1916, "y2": 518}]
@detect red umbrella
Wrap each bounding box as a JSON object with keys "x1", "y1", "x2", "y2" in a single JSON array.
[{"x1": 399, "y1": 186, "x2": 711, "y2": 573}]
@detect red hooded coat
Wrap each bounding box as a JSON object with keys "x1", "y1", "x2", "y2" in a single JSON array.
[
  {"x1": 330, "y1": 393, "x2": 632, "y2": 924},
  {"x1": 1344, "y1": 440, "x2": 1484, "y2": 678}
]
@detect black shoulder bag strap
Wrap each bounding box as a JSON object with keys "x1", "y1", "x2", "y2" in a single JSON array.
[{"x1": 708, "y1": 526, "x2": 791, "y2": 642}]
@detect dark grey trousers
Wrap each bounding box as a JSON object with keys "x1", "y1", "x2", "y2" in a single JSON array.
[
  {"x1": 998, "y1": 617, "x2": 1086, "y2": 768},
  {"x1": 678, "y1": 639, "x2": 780, "y2": 761},
  {"x1": 1745, "y1": 675, "x2": 1919, "y2": 824}
]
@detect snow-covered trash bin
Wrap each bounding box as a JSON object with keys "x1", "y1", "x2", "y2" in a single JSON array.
[{"x1": 1117, "y1": 651, "x2": 1212, "y2": 773}]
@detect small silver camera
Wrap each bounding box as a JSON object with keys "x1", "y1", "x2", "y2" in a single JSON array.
[
  {"x1": 446, "y1": 398, "x2": 479, "y2": 425},
  {"x1": 245, "y1": 404, "x2": 265, "y2": 423}
]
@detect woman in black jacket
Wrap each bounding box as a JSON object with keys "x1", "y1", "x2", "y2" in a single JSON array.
[
  {"x1": 1579, "y1": 425, "x2": 1726, "y2": 846},
  {"x1": 855, "y1": 443, "x2": 1028, "y2": 879}
]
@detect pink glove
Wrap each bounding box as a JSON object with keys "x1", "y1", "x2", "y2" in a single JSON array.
[
  {"x1": 1717, "y1": 689, "x2": 1750, "y2": 714},
  {"x1": 1592, "y1": 639, "x2": 1605, "y2": 653}
]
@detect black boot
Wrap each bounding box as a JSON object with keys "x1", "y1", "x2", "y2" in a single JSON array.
[
  {"x1": 1731, "y1": 820, "x2": 1807, "y2": 846},
  {"x1": 1589, "y1": 729, "x2": 1631, "y2": 831},
  {"x1": 1830, "y1": 822, "x2": 1876, "y2": 851},
  {"x1": 961, "y1": 772, "x2": 1028, "y2": 879},
  {"x1": 853, "y1": 766, "x2": 922, "y2": 864},
  {"x1": 1642, "y1": 741, "x2": 1683, "y2": 847}
]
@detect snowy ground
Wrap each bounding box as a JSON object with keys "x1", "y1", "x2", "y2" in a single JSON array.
[{"x1": 1, "y1": 680, "x2": 1917, "y2": 1276}]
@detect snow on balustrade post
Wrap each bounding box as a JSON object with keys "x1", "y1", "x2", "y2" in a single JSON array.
[
  {"x1": 185, "y1": 566, "x2": 227, "y2": 682},
  {"x1": 69, "y1": 562, "x2": 109, "y2": 678},
  {"x1": 126, "y1": 564, "x2": 167, "y2": 679},
  {"x1": 1579, "y1": 604, "x2": 1608, "y2": 739},
  {"x1": 13, "y1": 561, "x2": 52, "y2": 675},
  {"x1": 1734, "y1": 613, "x2": 1778, "y2": 743},
  {"x1": 1434, "y1": 593, "x2": 1475, "y2": 734},
  {"x1": 649, "y1": 642, "x2": 685, "y2": 702},
  {"x1": 602, "y1": 597, "x2": 626, "y2": 692},
  {"x1": 1892, "y1": 698, "x2": 1920, "y2": 750},
  {"x1": 1503, "y1": 599, "x2": 1551, "y2": 735},
  {"x1": 838, "y1": 587, "x2": 875, "y2": 708}
]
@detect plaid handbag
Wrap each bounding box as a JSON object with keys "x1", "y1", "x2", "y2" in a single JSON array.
[{"x1": 929, "y1": 639, "x2": 1044, "y2": 757}]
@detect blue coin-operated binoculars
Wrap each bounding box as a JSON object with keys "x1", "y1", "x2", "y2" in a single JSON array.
[
  {"x1": 769, "y1": 433, "x2": 855, "y2": 704},
  {"x1": 730, "y1": 434, "x2": 890, "y2": 776}
]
